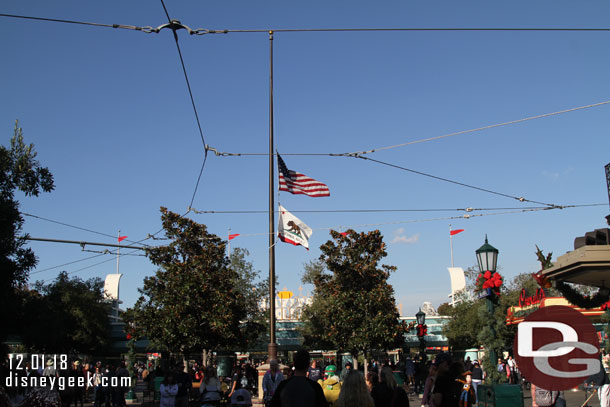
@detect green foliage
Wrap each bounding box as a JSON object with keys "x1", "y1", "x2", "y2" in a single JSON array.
[
  {"x1": 0, "y1": 120, "x2": 54, "y2": 343},
  {"x1": 442, "y1": 271, "x2": 545, "y2": 381},
  {"x1": 125, "y1": 209, "x2": 264, "y2": 355},
  {"x1": 441, "y1": 297, "x2": 485, "y2": 350},
  {"x1": 18, "y1": 272, "x2": 111, "y2": 353},
  {"x1": 300, "y1": 229, "x2": 408, "y2": 358}
]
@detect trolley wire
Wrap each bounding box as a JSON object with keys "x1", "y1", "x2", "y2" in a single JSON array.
[
  {"x1": 189, "y1": 204, "x2": 605, "y2": 215},
  {"x1": 208, "y1": 100, "x2": 610, "y2": 157},
  {"x1": 207, "y1": 205, "x2": 571, "y2": 239},
  {"x1": 4, "y1": 14, "x2": 610, "y2": 34},
  {"x1": 157, "y1": 0, "x2": 209, "y2": 211},
  {"x1": 354, "y1": 155, "x2": 558, "y2": 207},
  {"x1": 21, "y1": 212, "x2": 152, "y2": 247},
  {"x1": 0, "y1": 13, "x2": 157, "y2": 32},
  {"x1": 30, "y1": 252, "x2": 108, "y2": 275}
]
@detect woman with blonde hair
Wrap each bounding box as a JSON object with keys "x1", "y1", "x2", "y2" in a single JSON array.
[{"x1": 337, "y1": 370, "x2": 374, "y2": 407}]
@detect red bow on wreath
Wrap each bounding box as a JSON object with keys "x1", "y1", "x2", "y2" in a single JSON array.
[
  {"x1": 476, "y1": 271, "x2": 503, "y2": 295},
  {"x1": 482, "y1": 271, "x2": 503, "y2": 289}
]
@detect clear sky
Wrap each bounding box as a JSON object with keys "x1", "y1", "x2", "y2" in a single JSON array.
[{"x1": 2, "y1": 0, "x2": 609, "y2": 318}]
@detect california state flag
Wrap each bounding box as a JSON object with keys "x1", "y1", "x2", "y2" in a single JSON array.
[{"x1": 278, "y1": 205, "x2": 312, "y2": 250}]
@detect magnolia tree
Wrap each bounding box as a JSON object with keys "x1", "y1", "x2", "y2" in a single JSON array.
[
  {"x1": 125, "y1": 209, "x2": 265, "y2": 365},
  {"x1": 301, "y1": 229, "x2": 408, "y2": 371}
]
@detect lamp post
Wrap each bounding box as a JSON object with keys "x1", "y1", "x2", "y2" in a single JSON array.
[
  {"x1": 476, "y1": 236, "x2": 499, "y2": 384},
  {"x1": 415, "y1": 308, "x2": 427, "y2": 360}
]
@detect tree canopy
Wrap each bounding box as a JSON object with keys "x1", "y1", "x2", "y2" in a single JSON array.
[
  {"x1": 300, "y1": 229, "x2": 407, "y2": 360},
  {"x1": 18, "y1": 272, "x2": 111, "y2": 353},
  {"x1": 1, "y1": 121, "x2": 54, "y2": 345},
  {"x1": 125, "y1": 208, "x2": 265, "y2": 356}
]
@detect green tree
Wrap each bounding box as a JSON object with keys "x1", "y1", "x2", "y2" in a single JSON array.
[
  {"x1": 441, "y1": 271, "x2": 543, "y2": 382},
  {"x1": 125, "y1": 208, "x2": 264, "y2": 362},
  {"x1": 441, "y1": 295, "x2": 485, "y2": 351},
  {"x1": 19, "y1": 272, "x2": 111, "y2": 353},
  {"x1": 1, "y1": 121, "x2": 54, "y2": 346},
  {"x1": 300, "y1": 229, "x2": 408, "y2": 368}
]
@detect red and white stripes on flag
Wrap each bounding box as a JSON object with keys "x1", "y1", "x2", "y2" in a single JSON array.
[{"x1": 278, "y1": 154, "x2": 330, "y2": 197}]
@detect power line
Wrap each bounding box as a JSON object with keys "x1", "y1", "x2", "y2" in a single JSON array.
[
  {"x1": 157, "y1": 1, "x2": 209, "y2": 210},
  {"x1": 349, "y1": 101, "x2": 610, "y2": 155},
  {"x1": 30, "y1": 252, "x2": 108, "y2": 275},
  {"x1": 354, "y1": 155, "x2": 558, "y2": 207},
  {"x1": 25, "y1": 237, "x2": 148, "y2": 250},
  {"x1": 5, "y1": 14, "x2": 610, "y2": 34},
  {"x1": 189, "y1": 204, "x2": 605, "y2": 215},
  {"x1": 38, "y1": 249, "x2": 142, "y2": 284},
  {"x1": 208, "y1": 100, "x2": 610, "y2": 157},
  {"x1": 215, "y1": 205, "x2": 575, "y2": 239},
  {"x1": 0, "y1": 13, "x2": 157, "y2": 32},
  {"x1": 196, "y1": 27, "x2": 610, "y2": 34},
  {"x1": 21, "y1": 212, "x2": 151, "y2": 247}
]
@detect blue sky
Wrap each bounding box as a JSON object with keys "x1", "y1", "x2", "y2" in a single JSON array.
[{"x1": 2, "y1": 0, "x2": 609, "y2": 318}]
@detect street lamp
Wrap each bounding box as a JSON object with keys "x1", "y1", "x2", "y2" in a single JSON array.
[
  {"x1": 476, "y1": 236, "x2": 499, "y2": 384},
  {"x1": 415, "y1": 308, "x2": 427, "y2": 360},
  {"x1": 416, "y1": 308, "x2": 426, "y2": 325},
  {"x1": 476, "y1": 236, "x2": 498, "y2": 274}
]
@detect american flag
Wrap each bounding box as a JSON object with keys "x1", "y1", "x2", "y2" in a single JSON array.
[{"x1": 277, "y1": 154, "x2": 330, "y2": 197}]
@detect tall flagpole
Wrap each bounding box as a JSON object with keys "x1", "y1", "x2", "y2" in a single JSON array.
[
  {"x1": 449, "y1": 225, "x2": 454, "y2": 267},
  {"x1": 117, "y1": 230, "x2": 121, "y2": 274},
  {"x1": 267, "y1": 30, "x2": 278, "y2": 362}
]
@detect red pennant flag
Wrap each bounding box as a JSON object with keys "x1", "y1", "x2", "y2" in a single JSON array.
[
  {"x1": 118, "y1": 236, "x2": 128, "y2": 242},
  {"x1": 229, "y1": 234, "x2": 240, "y2": 240},
  {"x1": 450, "y1": 229, "x2": 464, "y2": 236}
]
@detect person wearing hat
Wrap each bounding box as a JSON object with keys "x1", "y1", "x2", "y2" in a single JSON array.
[{"x1": 318, "y1": 365, "x2": 341, "y2": 406}]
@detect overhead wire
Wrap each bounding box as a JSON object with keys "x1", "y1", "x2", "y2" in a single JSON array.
[
  {"x1": 0, "y1": 13, "x2": 157, "y2": 32},
  {"x1": 189, "y1": 204, "x2": 605, "y2": 214},
  {"x1": 348, "y1": 101, "x2": 610, "y2": 155},
  {"x1": 158, "y1": 0, "x2": 209, "y2": 211},
  {"x1": 21, "y1": 212, "x2": 152, "y2": 247},
  {"x1": 207, "y1": 100, "x2": 610, "y2": 157},
  {"x1": 30, "y1": 252, "x2": 108, "y2": 275},
  {"x1": 203, "y1": 204, "x2": 593, "y2": 239},
  {"x1": 353, "y1": 155, "x2": 558, "y2": 207},
  {"x1": 4, "y1": 14, "x2": 610, "y2": 34},
  {"x1": 38, "y1": 249, "x2": 143, "y2": 283}
]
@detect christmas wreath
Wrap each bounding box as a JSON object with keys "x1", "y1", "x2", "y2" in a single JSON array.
[
  {"x1": 475, "y1": 270, "x2": 503, "y2": 296},
  {"x1": 555, "y1": 280, "x2": 610, "y2": 309}
]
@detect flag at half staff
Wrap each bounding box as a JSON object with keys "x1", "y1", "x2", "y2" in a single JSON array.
[
  {"x1": 278, "y1": 154, "x2": 330, "y2": 197},
  {"x1": 278, "y1": 205, "x2": 312, "y2": 250}
]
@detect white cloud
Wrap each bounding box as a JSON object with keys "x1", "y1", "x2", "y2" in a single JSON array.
[
  {"x1": 542, "y1": 170, "x2": 560, "y2": 182},
  {"x1": 391, "y1": 233, "x2": 419, "y2": 244}
]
